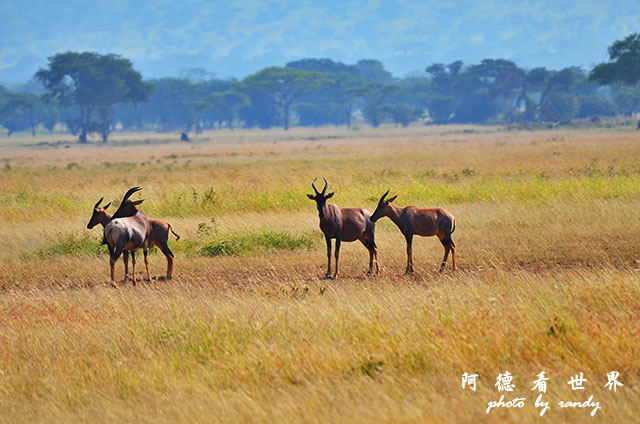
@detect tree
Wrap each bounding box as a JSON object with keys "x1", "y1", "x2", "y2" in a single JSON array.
[
  {"x1": 360, "y1": 83, "x2": 398, "y2": 127},
  {"x1": 577, "y1": 94, "x2": 618, "y2": 118},
  {"x1": 541, "y1": 92, "x2": 579, "y2": 122},
  {"x1": 36, "y1": 52, "x2": 151, "y2": 143},
  {"x1": 286, "y1": 58, "x2": 351, "y2": 74},
  {"x1": 590, "y1": 33, "x2": 640, "y2": 86},
  {"x1": 0, "y1": 93, "x2": 41, "y2": 137},
  {"x1": 390, "y1": 102, "x2": 423, "y2": 127},
  {"x1": 353, "y1": 59, "x2": 393, "y2": 84},
  {"x1": 466, "y1": 59, "x2": 525, "y2": 121},
  {"x1": 341, "y1": 84, "x2": 369, "y2": 128},
  {"x1": 538, "y1": 67, "x2": 591, "y2": 122},
  {"x1": 611, "y1": 85, "x2": 640, "y2": 116},
  {"x1": 325, "y1": 72, "x2": 367, "y2": 128},
  {"x1": 38, "y1": 99, "x2": 60, "y2": 133},
  {"x1": 287, "y1": 60, "x2": 368, "y2": 128},
  {"x1": 520, "y1": 67, "x2": 552, "y2": 121},
  {"x1": 201, "y1": 89, "x2": 249, "y2": 129},
  {"x1": 425, "y1": 61, "x2": 464, "y2": 123},
  {"x1": 242, "y1": 67, "x2": 330, "y2": 130},
  {"x1": 295, "y1": 103, "x2": 341, "y2": 127},
  {"x1": 143, "y1": 78, "x2": 204, "y2": 132}
]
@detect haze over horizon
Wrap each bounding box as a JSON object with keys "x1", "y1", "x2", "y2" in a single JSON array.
[{"x1": 1, "y1": 0, "x2": 638, "y2": 85}]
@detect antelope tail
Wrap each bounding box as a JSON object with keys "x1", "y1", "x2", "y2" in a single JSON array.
[
  {"x1": 168, "y1": 224, "x2": 181, "y2": 241},
  {"x1": 449, "y1": 218, "x2": 456, "y2": 248}
]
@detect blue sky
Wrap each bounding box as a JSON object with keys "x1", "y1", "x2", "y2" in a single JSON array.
[{"x1": 1, "y1": 0, "x2": 638, "y2": 84}]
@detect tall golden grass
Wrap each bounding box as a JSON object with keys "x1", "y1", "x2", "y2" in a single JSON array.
[{"x1": 0, "y1": 125, "x2": 639, "y2": 423}]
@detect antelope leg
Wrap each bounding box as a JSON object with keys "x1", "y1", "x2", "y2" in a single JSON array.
[
  {"x1": 122, "y1": 252, "x2": 129, "y2": 282},
  {"x1": 130, "y1": 251, "x2": 137, "y2": 285},
  {"x1": 405, "y1": 233, "x2": 414, "y2": 274},
  {"x1": 110, "y1": 257, "x2": 117, "y2": 288},
  {"x1": 159, "y1": 242, "x2": 174, "y2": 280},
  {"x1": 143, "y1": 249, "x2": 153, "y2": 281},
  {"x1": 333, "y1": 238, "x2": 341, "y2": 279},
  {"x1": 451, "y1": 242, "x2": 456, "y2": 271},
  {"x1": 325, "y1": 236, "x2": 332, "y2": 278}
]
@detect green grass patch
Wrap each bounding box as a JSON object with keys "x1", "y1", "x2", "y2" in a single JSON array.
[
  {"x1": 29, "y1": 232, "x2": 105, "y2": 259},
  {"x1": 200, "y1": 231, "x2": 316, "y2": 257}
]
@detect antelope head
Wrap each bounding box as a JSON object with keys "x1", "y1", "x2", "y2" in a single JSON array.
[
  {"x1": 307, "y1": 177, "x2": 334, "y2": 219},
  {"x1": 111, "y1": 186, "x2": 145, "y2": 220},
  {"x1": 370, "y1": 190, "x2": 397, "y2": 222},
  {"x1": 87, "y1": 197, "x2": 112, "y2": 229}
]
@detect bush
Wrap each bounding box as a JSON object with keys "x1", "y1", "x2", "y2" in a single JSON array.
[
  {"x1": 541, "y1": 93, "x2": 579, "y2": 122},
  {"x1": 32, "y1": 232, "x2": 104, "y2": 258},
  {"x1": 578, "y1": 94, "x2": 618, "y2": 118},
  {"x1": 201, "y1": 231, "x2": 315, "y2": 257}
]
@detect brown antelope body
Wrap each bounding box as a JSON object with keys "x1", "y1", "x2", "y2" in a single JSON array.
[
  {"x1": 87, "y1": 196, "x2": 180, "y2": 283},
  {"x1": 307, "y1": 178, "x2": 379, "y2": 278},
  {"x1": 371, "y1": 190, "x2": 456, "y2": 274}
]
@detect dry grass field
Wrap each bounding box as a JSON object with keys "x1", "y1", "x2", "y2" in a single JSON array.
[{"x1": 0, "y1": 124, "x2": 639, "y2": 423}]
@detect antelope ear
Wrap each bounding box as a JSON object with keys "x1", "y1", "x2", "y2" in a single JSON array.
[
  {"x1": 307, "y1": 194, "x2": 315, "y2": 200},
  {"x1": 103, "y1": 202, "x2": 111, "y2": 210},
  {"x1": 132, "y1": 199, "x2": 145, "y2": 205},
  {"x1": 325, "y1": 192, "x2": 334, "y2": 199},
  {"x1": 387, "y1": 195, "x2": 397, "y2": 203}
]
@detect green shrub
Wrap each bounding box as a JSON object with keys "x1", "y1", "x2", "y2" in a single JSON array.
[
  {"x1": 32, "y1": 232, "x2": 104, "y2": 258},
  {"x1": 201, "y1": 231, "x2": 315, "y2": 257}
]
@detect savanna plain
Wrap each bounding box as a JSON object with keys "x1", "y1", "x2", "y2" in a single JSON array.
[{"x1": 0, "y1": 124, "x2": 639, "y2": 423}]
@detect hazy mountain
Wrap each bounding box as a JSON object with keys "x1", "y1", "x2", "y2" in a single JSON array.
[{"x1": 1, "y1": 0, "x2": 638, "y2": 85}]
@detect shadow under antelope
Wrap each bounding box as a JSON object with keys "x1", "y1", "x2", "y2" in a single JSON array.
[
  {"x1": 371, "y1": 190, "x2": 456, "y2": 274},
  {"x1": 307, "y1": 178, "x2": 379, "y2": 279}
]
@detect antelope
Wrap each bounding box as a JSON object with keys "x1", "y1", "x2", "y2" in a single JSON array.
[
  {"x1": 371, "y1": 190, "x2": 456, "y2": 274},
  {"x1": 307, "y1": 178, "x2": 379, "y2": 279},
  {"x1": 87, "y1": 194, "x2": 180, "y2": 284},
  {"x1": 89, "y1": 187, "x2": 175, "y2": 286}
]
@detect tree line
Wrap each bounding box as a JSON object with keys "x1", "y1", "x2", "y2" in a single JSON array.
[{"x1": 1, "y1": 34, "x2": 640, "y2": 142}]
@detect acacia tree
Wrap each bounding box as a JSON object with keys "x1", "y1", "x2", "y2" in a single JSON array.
[
  {"x1": 590, "y1": 33, "x2": 640, "y2": 86},
  {"x1": 333, "y1": 73, "x2": 368, "y2": 128},
  {"x1": 590, "y1": 33, "x2": 640, "y2": 116},
  {"x1": 36, "y1": 52, "x2": 151, "y2": 142},
  {"x1": 466, "y1": 59, "x2": 525, "y2": 121},
  {"x1": 390, "y1": 102, "x2": 423, "y2": 127},
  {"x1": 0, "y1": 93, "x2": 42, "y2": 137},
  {"x1": 360, "y1": 83, "x2": 398, "y2": 127},
  {"x1": 425, "y1": 61, "x2": 464, "y2": 123},
  {"x1": 242, "y1": 67, "x2": 329, "y2": 130}
]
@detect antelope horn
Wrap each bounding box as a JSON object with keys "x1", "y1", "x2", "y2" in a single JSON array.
[
  {"x1": 121, "y1": 186, "x2": 142, "y2": 203},
  {"x1": 94, "y1": 197, "x2": 104, "y2": 209},
  {"x1": 322, "y1": 177, "x2": 328, "y2": 195},
  {"x1": 311, "y1": 178, "x2": 320, "y2": 195},
  {"x1": 380, "y1": 190, "x2": 390, "y2": 202}
]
